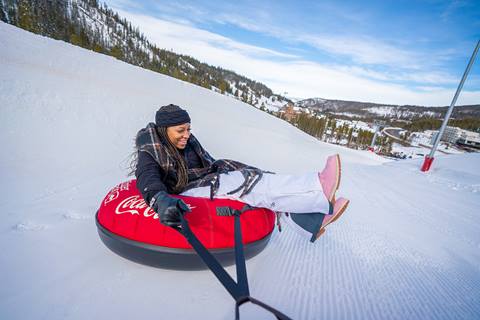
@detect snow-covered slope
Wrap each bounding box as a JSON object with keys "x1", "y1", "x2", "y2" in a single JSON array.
[{"x1": 1, "y1": 22, "x2": 479, "y2": 319}]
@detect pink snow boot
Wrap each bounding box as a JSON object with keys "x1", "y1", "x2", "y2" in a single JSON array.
[
  {"x1": 315, "y1": 197, "x2": 349, "y2": 240},
  {"x1": 318, "y1": 154, "x2": 341, "y2": 203}
]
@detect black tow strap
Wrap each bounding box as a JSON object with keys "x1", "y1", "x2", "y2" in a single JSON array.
[{"x1": 176, "y1": 205, "x2": 292, "y2": 320}]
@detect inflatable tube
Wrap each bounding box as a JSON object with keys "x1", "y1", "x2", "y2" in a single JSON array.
[{"x1": 96, "y1": 180, "x2": 276, "y2": 270}]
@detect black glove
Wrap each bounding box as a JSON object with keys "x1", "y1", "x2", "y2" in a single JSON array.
[{"x1": 151, "y1": 191, "x2": 191, "y2": 228}]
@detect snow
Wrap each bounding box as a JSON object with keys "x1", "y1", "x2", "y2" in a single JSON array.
[
  {"x1": 391, "y1": 141, "x2": 464, "y2": 159},
  {"x1": 1, "y1": 22, "x2": 480, "y2": 319},
  {"x1": 334, "y1": 119, "x2": 376, "y2": 133},
  {"x1": 365, "y1": 106, "x2": 396, "y2": 116},
  {"x1": 391, "y1": 128, "x2": 465, "y2": 158},
  {"x1": 364, "y1": 106, "x2": 440, "y2": 119},
  {"x1": 257, "y1": 95, "x2": 287, "y2": 112},
  {"x1": 330, "y1": 111, "x2": 366, "y2": 118}
]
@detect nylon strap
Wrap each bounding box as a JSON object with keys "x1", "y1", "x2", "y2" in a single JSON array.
[
  {"x1": 177, "y1": 205, "x2": 292, "y2": 320},
  {"x1": 178, "y1": 215, "x2": 241, "y2": 298}
]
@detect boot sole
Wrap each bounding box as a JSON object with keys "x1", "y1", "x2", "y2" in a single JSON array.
[{"x1": 315, "y1": 199, "x2": 349, "y2": 240}]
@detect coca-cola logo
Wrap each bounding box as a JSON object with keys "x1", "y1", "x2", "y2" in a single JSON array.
[
  {"x1": 115, "y1": 195, "x2": 158, "y2": 219},
  {"x1": 104, "y1": 181, "x2": 131, "y2": 205},
  {"x1": 114, "y1": 195, "x2": 196, "y2": 220}
]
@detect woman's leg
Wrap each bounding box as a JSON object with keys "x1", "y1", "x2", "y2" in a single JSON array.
[
  {"x1": 180, "y1": 155, "x2": 346, "y2": 243},
  {"x1": 181, "y1": 170, "x2": 331, "y2": 214},
  {"x1": 284, "y1": 197, "x2": 349, "y2": 242},
  {"x1": 240, "y1": 171, "x2": 331, "y2": 214}
]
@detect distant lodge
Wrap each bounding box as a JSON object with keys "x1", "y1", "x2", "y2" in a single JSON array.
[
  {"x1": 281, "y1": 103, "x2": 300, "y2": 122},
  {"x1": 278, "y1": 105, "x2": 480, "y2": 150},
  {"x1": 405, "y1": 126, "x2": 480, "y2": 150},
  {"x1": 435, "y1": 126, "x2": 480, "y2": 149}
]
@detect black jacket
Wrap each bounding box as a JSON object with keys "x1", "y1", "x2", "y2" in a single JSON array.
[
  {"x1": 135, "y1": 141, "x2": 211, "y2": 205},
  {"x1": 134, "y1": 123, "x2": 266, "y2": 206}
]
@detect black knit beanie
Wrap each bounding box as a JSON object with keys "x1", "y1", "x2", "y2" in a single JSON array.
[{"x1": 155, "y1": 104, "x2": 191, "y2": 127}]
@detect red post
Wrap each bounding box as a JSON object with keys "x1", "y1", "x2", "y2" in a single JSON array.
[{"x1": 421, "y1": 156, "x2": 434, "y2": 172}]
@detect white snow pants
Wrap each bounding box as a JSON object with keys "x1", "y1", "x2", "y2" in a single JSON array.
[{"x1": 181, "y1": 171, "x2": 331, "y2": 214}]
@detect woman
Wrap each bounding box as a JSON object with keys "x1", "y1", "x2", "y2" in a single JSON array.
[{"x1": 135, "y1": 104, "x2": 349, "y2": 243}]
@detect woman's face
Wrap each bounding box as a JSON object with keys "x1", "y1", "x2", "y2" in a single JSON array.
[{"x1": 167, "y1": 123, "x2": 191, "y2": 149}]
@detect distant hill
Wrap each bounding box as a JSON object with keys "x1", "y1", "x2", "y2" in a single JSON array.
[{"x1": 296, "y1": 98, "x2": 480, "y2": 121}]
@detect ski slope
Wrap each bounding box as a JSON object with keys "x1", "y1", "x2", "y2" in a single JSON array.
[{"x1": 1, "y1": 22, "x2": 479, "y2": 319}]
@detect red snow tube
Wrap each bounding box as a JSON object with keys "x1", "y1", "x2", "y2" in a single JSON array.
[{"x1": 96, "y1": 180, "x2": 275, "y2": 270}]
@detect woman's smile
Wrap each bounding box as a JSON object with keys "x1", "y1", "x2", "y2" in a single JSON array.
[{"x1": 167, "y1": 123, "x2": 191, "y2": 149}]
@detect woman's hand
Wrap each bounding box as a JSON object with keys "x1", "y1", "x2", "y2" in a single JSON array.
[{"x1": 151, "y1": 191, "x2": 191, "y2": 228}]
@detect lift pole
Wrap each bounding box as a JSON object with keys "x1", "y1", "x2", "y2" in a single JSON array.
[
  {"x1": 421, "y1": 40, "x2": 480, "y2": 172},
  {"x1": 368, "y1": 120, "x2": 385, "y2": 152}
]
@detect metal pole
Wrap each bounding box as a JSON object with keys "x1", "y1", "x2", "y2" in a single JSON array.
[
  {"x1": 421, "y1": 40, "x2": 480, "y2": 172},
  {"x1": 348, "y1": 121, "x2": 357, "y2": 147},
  {"x1": 369, "y1": 121, "x2": 385, "y2": 152},
  {"x1": 370, "y1": 127, "x2": 379, "y2": 149}
]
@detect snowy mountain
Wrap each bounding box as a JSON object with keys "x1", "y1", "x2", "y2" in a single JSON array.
[
  {"x1": 2, "y1": 22, "x2": 480, "y2": 320},
  {"x1": 297, "y1": 97, "x2": 480, "y2": 121},
  {"x1": 0, "y1": 0, "x2": 290, "y2": 111}
]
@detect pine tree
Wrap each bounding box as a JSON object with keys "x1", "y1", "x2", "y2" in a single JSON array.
[
  {"x1": 110, "y1": 45, "x2": 123, "y2": 60},
  {"x1": 218, "y1": 81, "x2": 227, "y2": 94},
  {"x1": 18, "y1": 0, "x2": 34, "y2": 32}
]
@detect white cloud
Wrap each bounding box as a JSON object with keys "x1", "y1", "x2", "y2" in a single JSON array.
[
  {"x1": 118, "y1": 11, "x2": 296, "y2": 59},
  {"x1": 209, "y1": 12, "x2": 433, "y2": 70},
  {"x1": 336, "y1": 65, "x2": 458, "y2": 85},
  {"x1": 113, "y1": 9, "x2": 480, "y2": 106},
  {"x1": 302, "y1": 34, "x2": 420, "y2": 67},
  {"x1": 214, "y1": 13, "x2": 270, "y2": 33}
]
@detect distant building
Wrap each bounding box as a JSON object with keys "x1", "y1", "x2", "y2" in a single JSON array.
[
  {"x1": 282, "y1": 103, "x2": 297, "y2": 122},
  {"x1": 442, "y1": 126, "x2": 462, "y2": 144},
  {"x1": 430, "y1": 126, "x2": 480, "y2": 146},
  {"x1": 430, "y1": 126, "x2": 460, "y2": 144},
  {"x1": 460, "y1": 129, "x2": 480, "y2": 142},
  {"x1": 457, "y1": 129, "x2": 480, "y2": 149}
]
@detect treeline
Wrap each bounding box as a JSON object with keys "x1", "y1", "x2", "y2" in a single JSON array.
[
  {"x1": 281, "y1": 112, "x2": 392, "y2": 153},
  {"x1": 396, "y1": 117, "x2": 480, "y2": 132},
  {"x1": 449, "y1": 118, "x2": 480, "y2": 131},
  {"x1": 0, "y1": 0, "x2": 279, "y2": 104}
]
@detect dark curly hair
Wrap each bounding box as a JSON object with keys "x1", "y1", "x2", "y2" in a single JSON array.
[{"x1": 156, "y1": 126, "x2": 189, "y2": 193}]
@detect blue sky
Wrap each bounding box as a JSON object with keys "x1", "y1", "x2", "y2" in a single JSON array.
[{"x1": 106, "y1": 0, "x2": 479, "y2": 106}]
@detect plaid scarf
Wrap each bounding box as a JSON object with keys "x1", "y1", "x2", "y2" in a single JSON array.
[{"x1": 136, "y1": 123, "x2": 268, "y2": 196}]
